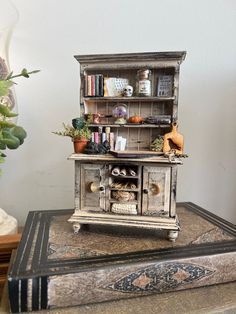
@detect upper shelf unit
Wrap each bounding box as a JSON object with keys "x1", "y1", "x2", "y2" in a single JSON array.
[
  {"x1": 75, "y1": 51, "x2": 186, "y2": 121},
  {"x1": 74, "y1": 51, "x2": 186, "y2": 151}
]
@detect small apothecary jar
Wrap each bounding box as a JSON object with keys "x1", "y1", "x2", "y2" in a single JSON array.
[{"x1": 137, "y1": 69, "x2": 152, "y2": 96}]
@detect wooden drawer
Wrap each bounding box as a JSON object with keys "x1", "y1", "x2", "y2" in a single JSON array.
[{"x1": 0, "y1": 233, "x2": 21, "y2": 297}]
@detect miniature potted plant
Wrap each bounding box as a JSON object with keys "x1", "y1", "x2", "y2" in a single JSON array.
[{"x1": 53, "y1": 118, "x2": 92, "y2": 153}]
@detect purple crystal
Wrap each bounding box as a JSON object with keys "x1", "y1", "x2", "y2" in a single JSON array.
[{"x1": 112, "y1": 104, "x2": 127, "y2": 118}]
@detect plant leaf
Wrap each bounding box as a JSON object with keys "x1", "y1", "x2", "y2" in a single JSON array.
[
  {"x1": 6, "y1": 71, "x2": 13, "y2": 80},
  {"x1": 0, "y1": 120, "x2": 16, "y2": 128},
  {"x1": 0, "y1": 141, "x2": 7, "y2": 150},
  {"x1": 0, "y1": 80, "x2": 13, "y2": 96},
  {"x1": 0, "y1": 104, "x2": 18, "y2": 117},
  {"x1": 21, "y1": 68, "x2": 29, "y2": 78},
  {"x1": 28, "y1": 70, "x2": 40, "y2": 74}
]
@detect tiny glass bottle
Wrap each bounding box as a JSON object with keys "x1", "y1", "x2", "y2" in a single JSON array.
[{"x1": 137, "y1": 69, "x2": 152, "y2": 96}]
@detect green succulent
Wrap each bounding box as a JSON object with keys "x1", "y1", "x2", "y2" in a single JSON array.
[{"x1": 0, "y1": 126, "x2": 27, "y2": 149}]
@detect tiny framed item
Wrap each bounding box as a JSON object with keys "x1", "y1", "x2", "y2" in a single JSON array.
[
  {"x1": 104, "y1": 77, "x2": 129, "y2": 97},
  {"x1": 157, "y1": 75, "x2": 173, "y2": 97}
]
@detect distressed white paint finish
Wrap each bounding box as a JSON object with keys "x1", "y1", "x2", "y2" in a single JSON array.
[
  {"x1": 1, "y1": 0, "x2": 235, "y2": 225},
  {"x1": 80, "y1": 163, "x2": 107, "y2": 212},
  {"x1": 142, "y1": 166, "x2": 171, "y2": 214},
  {"x1": 69, "y1": 159, "x2": 179, "y2": 234}
]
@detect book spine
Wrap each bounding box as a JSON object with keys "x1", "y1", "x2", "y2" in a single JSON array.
[
  {"x1": 104, "y1": 77, "x2": 108, "y2": 96},
  {"x1": 102, "y1": 133, "x2": 106, "y2": 143},
  {"x1": 8, "y1": 276, "x2": 48, "y2": 313},
  {"x1": 110, "y1": 132, "x2": 114, "y2": 150},
  {"x1": 87, "y1": 75, "x2": 92, "y2": 96},
  {"x1": 91, "y1": 132, "x2": 95, "y2": 142},
  {"x1": 94, "y1": 132, "x2": 99, "y2": 144},
  {"x1": 105, "y1": 127, "x2": 110, "y2": 144},
  {"x1": 95, "y1": 75, "x2": 99, "y2": 96},
  {"x1": 8, "y1": 278, "x2": 20, "y2": 313},
  {"x1": 99, "y1": 74, "x2": 104, "y2": 96},
  {"x1": 84, "y1": 75, "x2": 88, "y2": 96},
  {"x1": 91, "y1": 75, "x2": 95, "y2": 96},
  {"x1": 98, "y1": 126, "x2": 103, "y2": 144}
]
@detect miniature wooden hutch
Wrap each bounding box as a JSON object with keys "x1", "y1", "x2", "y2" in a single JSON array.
[{"x1": 68, "y1": 51, "x2": 186, "y2": 241}]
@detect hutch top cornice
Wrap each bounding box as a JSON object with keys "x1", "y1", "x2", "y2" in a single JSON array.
[{"x1": 74, "y1": 51, "x2": 186, "y2": 71}]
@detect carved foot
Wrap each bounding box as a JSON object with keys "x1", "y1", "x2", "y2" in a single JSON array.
[
  {"x1": 167, "y1": 230, "x2": 178, "y2": 242},
  {"x1": 73, "y1": 223, "x2": 81, "y2": 234}
]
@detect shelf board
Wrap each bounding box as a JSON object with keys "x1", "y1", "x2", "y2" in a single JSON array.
[
  {"x1": 83, "y1": 96, "x2": 175, "y2": 102},
  {"x1": 88, "y1": 123, "x2": 171, "y2": 128},
  {"x1": 68, "y1": 153, "x2": 183, "y2": 165},
  {"x1": 110, "y1": 174, "x2": 139, "y2": 179},
  {"x1": 109, "y1": 199, "x2": 138, "y2": 204},
  {"x1": 110, "y1": 188, "x2": 139, "y2": 192}
]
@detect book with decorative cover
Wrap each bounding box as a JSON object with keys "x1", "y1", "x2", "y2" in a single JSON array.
[
  {"x1": 8, "y1": 203, "x2": 236, "y2": 313},
  {"x1": 157, "y1": 75, "x2": 173, "y2": 97}
]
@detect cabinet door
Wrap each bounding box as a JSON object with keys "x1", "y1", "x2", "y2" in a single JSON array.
[
  {"x1": 142, "y1": 166, "x2": 171, "y2": 215},
  {"x1": 80, "y1": 163, "x2": 107, "y2": 212}
]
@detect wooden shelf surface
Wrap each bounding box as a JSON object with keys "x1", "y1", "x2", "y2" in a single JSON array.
[
  {"x1": 68, "y1": 153, "x2": 182, "y2": 164},
  {"x1": 110, "y1": 188, "x2": 139, "y2": 192},
  {"x1": 0, "y1": 233, "x2": 22, "y2": 250},
  {"x1": 88, "y1": 123, "x2": 170, "y2": 128},
  {"x1": 110, "y1": 174, "x2": 139, "y2": 179},
  {"x1": 83, "y1": 96, "x2": 175, "y2": 102},
  {"x1": 109, "y1": 199, "x2": 138, "y2": 204},
  {"x1": 0, "y1": 233, "x2": 22, "y2": 300}
]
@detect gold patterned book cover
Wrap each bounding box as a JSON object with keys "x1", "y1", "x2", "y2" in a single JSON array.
[{"x1": 8, "y1": 203, "x2": 236, "y2": 313}]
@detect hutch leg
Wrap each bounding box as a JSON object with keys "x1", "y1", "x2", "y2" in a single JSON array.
[
  {"x1": 167, "y1": 230, "x2": 179, "y2": 242},
  {"x1": 73, "y1": 223, "x2": 82, "y2": 234}
]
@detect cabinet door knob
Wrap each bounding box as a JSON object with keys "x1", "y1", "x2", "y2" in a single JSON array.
[
  {"x1": 143, "y1": 188, "x2": 149, "y2": 194},
  {"x1": 89, "y1": 182, "x2": 105, "y2": 193},
  {"x1": 89, "y1": 182, "x2": 97, "y2": 192}
]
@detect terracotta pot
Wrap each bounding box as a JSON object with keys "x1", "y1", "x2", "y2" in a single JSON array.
[{"x1": 73, "y1": 138, "x2": 88, "y2": 153}]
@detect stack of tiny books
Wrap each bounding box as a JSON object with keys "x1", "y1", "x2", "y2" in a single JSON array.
[{"x1": 85, "y1": 74, "x2": 104, "y2": 97}]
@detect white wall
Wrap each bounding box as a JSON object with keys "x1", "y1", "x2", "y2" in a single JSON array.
[{"x1": 0, "y1": 0, "x2": 236, "y2": 225}]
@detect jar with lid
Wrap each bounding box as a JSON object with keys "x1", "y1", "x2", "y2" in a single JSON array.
[{"x1": 137, "y1": 69, "x2": 152, "y2": 96}]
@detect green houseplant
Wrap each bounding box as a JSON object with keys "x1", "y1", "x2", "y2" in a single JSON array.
[
  {"x1": 53, "y1": 118, "x2": 92, "y2": 153},
  {"x1": 0, "y1": 68, "x2": 39, "y2": 174}
]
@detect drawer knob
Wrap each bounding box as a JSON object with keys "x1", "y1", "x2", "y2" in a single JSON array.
[{"x1": 143, "y1": 189, "x2": 149, "y2": 194}]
